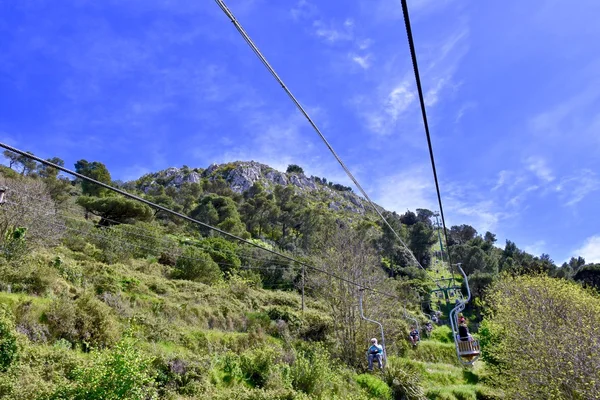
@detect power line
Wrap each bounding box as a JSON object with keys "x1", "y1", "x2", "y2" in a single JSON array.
[
  {"x1": 214, "y1": 0, "x2": 429, "y2": 274},
  {"x1": 0, "y1": 142, "x2": 401, "y2": 300},
  {"x1": 399, "y1": 0, "x2": 452, "y2": 261}
]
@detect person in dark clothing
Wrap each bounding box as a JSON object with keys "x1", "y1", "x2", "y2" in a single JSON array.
[{"x1": 458, "y1": 322, "x2": 473, "y2": 342}]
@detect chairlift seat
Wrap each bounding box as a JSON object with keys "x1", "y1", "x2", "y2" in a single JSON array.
[{"x1": 457, "y1": 339, "x2": 480, "y2": 357}]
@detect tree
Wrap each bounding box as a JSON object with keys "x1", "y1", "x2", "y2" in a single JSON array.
[
  {"x1": 240, "y1": 183, "x2": 279, "y2": 237},
  {"x1": 573, "y1": 264, "x2": 600, "y2": 291},
  {"x1": 377, "y1": 211, "x2": 413, "y2": 270},
  {"x1": 76, "y1": 196, "x2": 153, "y2": 226},
  {"x1": 415, "y1": 208, "x2": 434, "y2": 226},
  {"x1": 37, "y1": 157, "x2": 72, "y2": 206},
  {"x1": 286, "y1": 164, "x2": 304, "y2": 174},
  {"x1": 191, "y1": 194, "x2": 249, "y2": 238},
  {"x1": 0, "y1": 176, "x2": 64, "y2": 253},
  {"x1": 408, "y1": 222, "x2": 436, "y2": 267},
  {"x1": 399, "y1": 211, "x2": 417, "y2": 226},
  {"x1": 449, "y1": 224, "x2": 477, "y2": 245},
  {"x1": 308, "y1": 226, "x2": 390, "y2": 367},
  {"x1": 273, "y1": 185, "x2": 305, "y2": 249},
  {"x1": 3, "y1": 150, "x2": 37, "y2": 176},
  {"x1": 75, "y1": 159, "x2": 112, "y2": 197},
  {"x1": 174, "y1": 246, "x2": 222, "y2": 284},
  {"x1": 484, "y1": 231, "x2": 497, "y2": 244},
  {"x1": 480, "y1": 275, "x2": 600, "y2": 399},
  {"x1": 198, "y1": 236, "x2": 242, "y2": 277}
]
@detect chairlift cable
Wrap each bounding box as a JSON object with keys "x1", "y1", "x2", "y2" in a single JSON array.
[
  {"x1": 213, "y1": 0, "x2": 430, "y2": 275},
  {"x1": 0, "y1": 142, "x2": 401, "y2": 301},
  {"x1": 398, "y1": 0, "x2": 453, "y2": 265}
]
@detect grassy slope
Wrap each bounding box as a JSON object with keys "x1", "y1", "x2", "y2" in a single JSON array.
[{"x1": 0, "y1": 242, "x2": 500, "y2": 399}]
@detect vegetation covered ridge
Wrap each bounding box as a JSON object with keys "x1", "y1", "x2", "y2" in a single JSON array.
[{"x1": 0, "y1": 151, "x2": 598, "y2": 399}]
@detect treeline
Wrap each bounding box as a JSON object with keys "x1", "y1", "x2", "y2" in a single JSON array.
[{"x1": 3, "y1": 150, "x2": 598, "y2": 301}]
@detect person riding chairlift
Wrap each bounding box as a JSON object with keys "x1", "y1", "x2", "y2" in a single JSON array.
[
  {"x1": 367, "y1": 338, "x2": 384, "y2": 371},
  {"x1": 425, "y1": 321, "x2": 433, "y2": 336},
  {"x1": 409, "y1": 326, "x2": 420, "y2": 346},
  {"x1": 458, "y1": 322, "x2": 473, "y2": 342}
]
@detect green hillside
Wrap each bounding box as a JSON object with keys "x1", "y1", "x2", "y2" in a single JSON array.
[{"x1": 0, "y1": 157, "x2": 598, "y2": 399}]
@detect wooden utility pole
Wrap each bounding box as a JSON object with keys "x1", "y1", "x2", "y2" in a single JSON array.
[{"x1": 301, "y1": 263, "x2": 305, "y2": 312}]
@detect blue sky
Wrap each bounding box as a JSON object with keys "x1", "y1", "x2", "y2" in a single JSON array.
[{"x1": 1, "y1": 0, "x2": 599, "y2": 263}]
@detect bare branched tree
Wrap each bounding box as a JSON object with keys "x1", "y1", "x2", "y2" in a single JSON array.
[
  {"x1": 0, "y1": 175, "x2": 64, "y2": 251},
  {"x1": 308, "y1": 225, "x2": 389, "y2": 366}
]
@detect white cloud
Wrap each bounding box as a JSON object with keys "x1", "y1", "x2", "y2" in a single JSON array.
[
  {"x1": 313, "y1": 20, "x2": 354, "y2": 43},
  {"x1": 355, "y1": 22, "x2": 468, "y2": 136},
  {"x1": 455, "y1": 101, "x2": 476, "y2": 123},
  {"x1": 574, "y1": 235, "x2": 600, "y2": 263},
  {"x1": 524, "y1": 240, "x2": 546, "y2": 256},
  {"x1": 290, "y1": 0, "x2": 317, "y2": 21},
  {"x1": 357, "y1": 39, "x2": 372, "y2": 50},
  {"x1": 386, "y1": 82, "x2": 417, "y2": 119},
  {"x1": 557, "y1": 169, "x2": 600, "y2": 206},
  {"x1": 350, "y1": 53, "x2": 372, "y2": 70},
  {"x1": 525, "y1": 156, "x2": 555, "y2": 183},
  {"x1": 376, "y1": 167, "x2": 436, "y2": 213}
]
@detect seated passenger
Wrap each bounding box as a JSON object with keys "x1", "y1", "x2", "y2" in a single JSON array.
[
  {"x1": 367, "y1": 338, "x2": 383, "y2": 371},
  {"x1": 458, "y1": 323, "x2": 473, "y2": 342},
  {"x1": 425, "y1": 322, "x2": 433, "y2": 335},
  {"x1": 409, "y1": 326, "x2": 420, "y2": 345}
]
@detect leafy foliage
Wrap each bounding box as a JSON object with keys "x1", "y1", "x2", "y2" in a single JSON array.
[
  {"x1": 74, "y1": 160, "x2": 112, "y2": 197},
  {"x1": 174, "y1": 245, "x2": 223, "y2": 284},
  {"x1": 0, "y1": 305, "x2": 18, "y2": 372},
  {"x1": 76, "y1": 196, "x2": 154, "y2": 226},
  {"x1": 51, "y1": 338, "x2": 157, "y2": 399},
  {"x1": 481, "y1": 274, "x2": 600, "y2": 399},
  {"x1": 286, "y1": 164, "x2": 304, "y2": 174}
]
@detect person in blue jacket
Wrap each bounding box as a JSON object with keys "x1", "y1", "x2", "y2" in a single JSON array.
[{"x1": 367, "y1": 338, "x2": 383, "y2": 371}]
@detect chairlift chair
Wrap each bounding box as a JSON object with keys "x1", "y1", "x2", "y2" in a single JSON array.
[
  {"x1": 358, "y1": 289, "x2": 386, "y2": 370},
  {"x1": 449, "y1": 264, "x2": 481, "y2": 366}
]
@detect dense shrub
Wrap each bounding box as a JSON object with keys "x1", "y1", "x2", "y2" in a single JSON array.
[
  {"x1": 45, "y1": 295, "x2": 120, "y2": 350},
  {"x1": 382, "y1": 357, "x2": 427, "y2": 400},
  {"x1": 0, "y1": 305, "x2": 18, "y2": 372},
  {"x1": 290, "y1": 344, "x2": 333, "y2": 396},
  {"x1": 174, "y1": 246, "x2": 222, "y2": 284},
  {"x1": 481, "y1": 274, "x2": 600, "y2": 399},
  {"x1": 239, "y1": 347, "x2": 278, "y2": 388},
  {"x1": 50, "y1": 338, "x2": 157, "y2": 399}
]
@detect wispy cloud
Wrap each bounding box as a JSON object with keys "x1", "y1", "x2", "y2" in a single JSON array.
[
  {"x1": 290, "y1": 0, "x2": 318, "y2": 21},
  {"x1": 350, "y1": 53, "x2": 372, "y2": 70},
  {"x1": 525, "y1": 156, "x2": 555, "y2": 183},
  {"x1": 354, "y1": 22, "x2": 469, "y2": 136},
  {"x1": 312, "y1": 18, "x2": 354, "y2": 43},
  {"x1": 376, "y1": 166, "x2": 436, "y2": 212},
  {"x1": 524, "y1": 240, "x2": 546, "y2": 257},
  {"x1": 556, "y1": 169, "x2": 600, "y2": 206}
]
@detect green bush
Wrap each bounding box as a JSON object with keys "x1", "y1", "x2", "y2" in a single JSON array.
[
  {"x1": 0, "y1": 305, "x2": 18, "y2": 372},
  {"x1": 299, "y1": 310, "x2": 333, "y2": 342},
  {"x1": 174, "y1": 246, "x2": 222, "y2": 284},
  {"x1": 239, "y1": 347, "x2": 278, "y2": 388},
  {"x1": 382, "y1": 357, "x2": 426, "y2": 400},
  {"x1": 51, "y1": 338, "x2": 157, "y2": 399},
  {"x1": 45, "y1": 295, "x2": 120, "y2": 350},
  {"x1": 290, "y1": 343, "x2": 333, "y2": 396},
  {"x1": 429, "y1": 325, "x2": 454, "y2": 344},
  {"x1": 355, "y1": 374, "x2": 392, "y2": 399}
]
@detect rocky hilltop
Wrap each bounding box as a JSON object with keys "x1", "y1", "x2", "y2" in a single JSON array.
[{"x1": 135, "y1": 161, "x2": 373, "y2": 215}]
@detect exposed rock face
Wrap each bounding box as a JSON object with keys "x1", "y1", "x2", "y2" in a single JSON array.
[{"x1": 135, "y1": 161, "x2": 372, "y2": 215}]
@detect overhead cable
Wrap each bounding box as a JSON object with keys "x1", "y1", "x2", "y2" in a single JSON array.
[
  {"x1": 0, "y1": 142, "x2": 400, "y2": 300},
  {"x1": 214, "y1": 0, "x2": 429, "y2": 273},
  {"x1": 398, "y1": 0, "x2": 452, "y2": 259}
]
